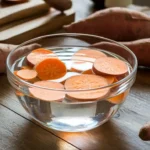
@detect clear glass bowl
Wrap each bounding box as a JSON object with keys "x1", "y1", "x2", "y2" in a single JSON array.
[{"x1": 6, "y1": 33, "x2": 137, "y2": 132}]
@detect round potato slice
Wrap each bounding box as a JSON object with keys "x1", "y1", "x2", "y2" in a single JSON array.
[
  {"x1": 93, "y1": 57, "x2": 128, "y2": 76},
  {"x1": 16, "y1": 69, "x2": 37, "y2": 81},
  {"x1": 65, "y1": 74, "x2": 109, "y2": 101},
  {"x1": 74, "y1": 49, "x2": 107, "y2": 60},
  {"x1": 35, "y1": 58, "x2": 67, "y2": 80},
  {"x1": 29, "y1": 81, "x2": 65, "y2": 101},
  {"x1": 71, "y1": 49, "x2": 107, "y2": 73},
  {"x1": 27, "y1": 48, "x2": 55, "y2": 67},
  {"x1": 70, "y1": 61, "x2": 93, "y2": 73},
  {"x1": 82, "y1": 69, "x2": 94, "y2": 74},
  {"x1": 108, "y1": 90, "x2": 129, "y2": 104},
  {"x1": 51, "y1": 72, "x2": 80, "y2": 84},
  {"x1": 103, "y1": 75, "x2": 115, "y2": 84},
  {"x1": 82, "y1": 70, "x2": 115, "y2": 84}
]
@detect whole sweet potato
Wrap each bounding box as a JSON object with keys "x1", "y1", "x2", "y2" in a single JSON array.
[
  {"x1": 139, "y1": 122, "x2": 150, "y2": 141},
  {"x1": 93, "y1": 38, "x2": 150, "y2": 67},
  {"x1": 65, "y1": 7, "x2": 150, "y2": 41},
  {"x1": 0, "y1": 43, "x2": 16, "y2": 73},
  {"x1": 121, "y1": 39, "x2": 150, "y2": 67}
]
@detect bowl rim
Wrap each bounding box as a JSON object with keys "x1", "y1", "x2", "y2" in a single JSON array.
[{"x1": 6, "y1": 33, "x2": 138, "y2": 92}]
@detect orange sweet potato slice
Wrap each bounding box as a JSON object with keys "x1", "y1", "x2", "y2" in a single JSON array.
[
  {"x1": 82, "y1": 70, "x2": 115, "y2": 84},
  {"x1": 103, "y1": 75, "x2": 115, "y2": 84},
  {"x1": 113, "y1": 77, "x2": 118, "y2": 83},
  {"x1": 21, "y1": 66, "x2": 32, "y2": 70},
  {"x1": 35, "y1": 58, "x2": 67, "y2": 80},
  {"x1": 29, "y1": 81, "x2": 65, "y2": 101},
  {"x1": 108, "y1": 90, "x2": 129, "y2": 104},
  {"x1": 26, "y1": 48, "x2": 55, "y2": 67},
  {"x1": 65, "y1": 74, "x2": 109, "y2": 101},
  {"x1": 51, "y1": 72, "x2": 80, "y2": 84},
  {"x1": 15, "y1": 69, "x2": 37, "y2": 81},
  {"x1": 74, "y1": 49, "x2": 107, "y2": 60},
  {"x1": 71, "y1": 49, "x2": 107, "y2": 73},
  {"x1": 70, "y1": 61, "x2": 93, "y2": 73},
  {"x1": 15, "y1": 90, "x2": 24, "y2": 97},
  {"x1": 93, "y1": 57, "x2": 128, "y2": 76},
  {"x1": 14, "y1": 71, "x2": 18, "y2": 76},
  {"x1": 82, "y1": 69, "x2": 94, "y2": 74}
]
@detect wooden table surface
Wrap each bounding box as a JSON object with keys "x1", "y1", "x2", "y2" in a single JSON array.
[{"x1": 0, "y1": 0, "x2": 150, "y2": 150}]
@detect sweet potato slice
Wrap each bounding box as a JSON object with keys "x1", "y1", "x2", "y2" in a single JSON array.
[
  {"x1": 29, "y1": 81, "x2": 65, "y2": 101},
  {"x1": 82, "y1": 69, "x2": 94, "y2": 74},
  {"x1": 108, "y1": 90, "x2": 129, "y2": 104},
  {"x1": 103, "y1": 75, "x2": 115, "y2": 84},
  {"x1": 74, "y1": 49, "x2": 107, "y2": 59},
  {"x1": 27, "y1": 48, "x2": 55, "y2": 67},
  {"x1": 65, "y1": 74, "x2": 109, "y2": 101},
  {"x1": 35, "y1": 58, "x2": 67, "y2": 80},
  {"x1": 21, "y1": 66, "x2": 32, "y2": 70},
  {"x1": 93, "y1": 57, "x2": 128, "y2": 76},
  {"x1": 15, "y1": 69, "x2": 37, "y2": 81},
  {"x1": 15, "y1": 90, "x2": 24, "y2": 97},
  {"x1": 71, "y1": 49, "x2": 106, "y2": 73},
  {"x1": 51, "y1": 72, "x2": 80, "y2": 84},
  {"x1": 70, "y1": 61, "x2": 93, "y2": 73},
  {"x1": 82, "y1": 69, "x2": 114, "y2": 84}
]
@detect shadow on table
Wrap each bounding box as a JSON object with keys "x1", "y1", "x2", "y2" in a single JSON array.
[
  {"x1": 0, "y1": 75, "x2": 14, "y2": 101},
  {"x1": 58, "y1": 120, "x2": 132, "y2": 150},
  {"x1": 13, "y1": 122, "x2": 71, "y2": 150}
]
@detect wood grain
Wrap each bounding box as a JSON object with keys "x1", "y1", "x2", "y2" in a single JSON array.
[
  {"x1": 0, "y1": 0, "x2": 150, "y2": 150},
  {"x1": 0, "y1": 8, "x2": 75, "y2": 44},
  {"x1": 0, "y1": 0, "x2": 49, "y2": 26},
  {"x1": 0, "y1": 68, "x2": 150, "y2": 150},
  {"x1": 0, "y1": 103, "x2": 78, "y2": 150}
]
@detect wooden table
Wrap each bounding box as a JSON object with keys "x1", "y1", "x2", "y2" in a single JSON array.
[{"x1": 0, "y1": 0, "x2": 150, "y2": 149}]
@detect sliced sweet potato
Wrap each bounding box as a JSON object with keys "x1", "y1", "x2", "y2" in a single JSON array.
[
  {"x1": 15, "y1": 69, "x2": 37, "y2": 81},
  {"x1": 35, "y1": 58, "x2": 67, "y2": 80},
  {"x1": 70, "y1": 61, "x2": 93, "y2": 73},
  {"x1": 93, "y1": 57, "x2": 128, "y2": 76},
  {"x1": 108, "y1": 90, "x2": 129, "y2": 104},
  {"x1": 26, "y1": 48, "x2": 55, "y2": 67},
  {"x1": 51, "y1": 72, "x2": 80, "y2": 84},
  {"x1": 65, "y1": 74, "x2": 109, "y2": 101},
  {"x1": 82, "y1": 69, "x2": 94, "y2": 74},
  {"x1": 74, "y1": 49, "x2": 107, "y2": 60},
  {"x1": 29, "y1": 81, "x2": 65, "y2": 101}
]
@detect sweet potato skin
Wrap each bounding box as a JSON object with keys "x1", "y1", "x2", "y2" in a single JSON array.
[
  {"x1": 121, "y1": 39, "x2": 150, "y2": 67},
  {"x1": 0, "y1": 43, "x2": 41, "y2": 73},
  {"x1": 93, "y1": 38, "x2": 150, "y2": 67},
  {"x1": 0, "y1": 43, "x2": 16, "y2": 73},
  {"x1": 65, "y1": 7, "x2": 150, "y2": 41},
  {"x1": 139, "y1": 122, "x2": 150, "y2": 141}
]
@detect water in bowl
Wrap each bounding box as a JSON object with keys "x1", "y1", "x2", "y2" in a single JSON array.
[{"x1": 11, "y1": 47, "x2": 131, "y2": 132}]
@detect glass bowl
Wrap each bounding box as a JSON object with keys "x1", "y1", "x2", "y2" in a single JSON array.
[{"x1": 6, "y1": 33, "x2": 137, "y2": 132}]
